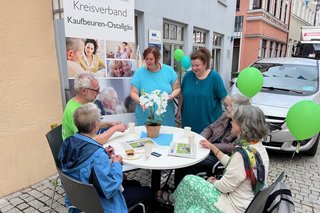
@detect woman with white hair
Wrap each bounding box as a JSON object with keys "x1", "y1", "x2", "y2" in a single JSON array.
[
  {"x1": 59, "y1": 103, "x2": 152, "y2": 212},
  {"x1": 174, "y1": 94, "x2": 251, "y2": 187},
  {"x1": 98, "y1": 87, "x2": 125, "y2": 114},
  {"x1": 161, "y1": 105, "x2": 270, "y2": 213}
]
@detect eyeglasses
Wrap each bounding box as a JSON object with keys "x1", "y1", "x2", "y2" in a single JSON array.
[{"x1": 86, "y1": 88, "x2": 100, "y2": 93}]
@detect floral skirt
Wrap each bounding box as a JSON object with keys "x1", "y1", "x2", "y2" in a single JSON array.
[{"x1": 173, "y1": 175, "x2": 222, "y2": 213}]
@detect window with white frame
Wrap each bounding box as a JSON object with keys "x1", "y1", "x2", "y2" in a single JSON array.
[
  {"x1": 212, "y1": 34, "x2": 223, "y2": 72},
  {"x1": 163, "y1": 21, "x2": 184, "y2": 73},
  {"x1": 234, "y1": 16, "x2": 244, "y2": 32},
  {"x1": 193, "y1": 28, "x2": 207, "y2": 52}
]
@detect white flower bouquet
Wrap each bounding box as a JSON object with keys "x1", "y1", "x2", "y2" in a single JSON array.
[{"x1": 139, "y1": 90, "x2": 169, "y2": 125}]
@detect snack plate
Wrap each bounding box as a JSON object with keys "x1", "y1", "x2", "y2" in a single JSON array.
[{"x1": 122, "y1": 153, "x2": 142, "y2": 160}]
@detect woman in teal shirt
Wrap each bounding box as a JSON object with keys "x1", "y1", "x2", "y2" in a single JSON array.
[
  {"x1": 177, "y1": 48, "x2": 231, "y2": 133},
  {"x1": 130, "y1": 46, "x2": 181, "y2": 126}
]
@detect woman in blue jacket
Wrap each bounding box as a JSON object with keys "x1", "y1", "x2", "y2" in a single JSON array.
[{"x1": 59, "y1": 103, "x2": 151, "y2": 212}]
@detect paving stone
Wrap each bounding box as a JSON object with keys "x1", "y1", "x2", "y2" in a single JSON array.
[
  {"x1": 28, "y1": 199, "x2": 44, "y2": 209},
  {"x1": 0, "y1": 198, "x2": 9, "y2": 208},
  {"x1": 41, "y1": 188, "x2": 54, "y2": 197},
  {"x1": 9, "y1": 197, "x2": 24, "y2": 206},
  {"x1": 38, "y1": 206, "x2": 51, "y2": 213},
  {"x1": 0, "y1": 204, "x2": 14, "y2": 212},
  {"x1": 53, "y1": 205, "x2": 67, "y2": 213},
  {"x1": 37, "y1": 195, "x2": 50, "y2": 203},
  {"x1": 16, "y1": 202, "x2": 29, "y2": 211},
  {"x1": 27, "y1": 190, "x2": 43, "y2": 199},
  {"x1": 23, "y1": 207, "x2": 38, "y2": 213},
  {"x1": 57, "y1": 197, "x2": 65, "y2": 205},
  {"x1": 22, "y1": 195, "x2": 34, "y2": 203},
  {"x1": 6, "y1": 208, "x2": 22, "y2": 213}
]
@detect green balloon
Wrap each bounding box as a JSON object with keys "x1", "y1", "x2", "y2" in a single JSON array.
[
  {"x1": 237, "y1": 67, "x2": 263, "y2": 98},
  {"x1": 174, "y1": 49, "x2": 184, "y2": 62},
  {"x1": 286, "y1": 100, "x2": 320, "y2": 140}
]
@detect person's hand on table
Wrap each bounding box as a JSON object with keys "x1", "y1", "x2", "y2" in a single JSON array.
[
  {"x1": 113, "y1": 123, "x2": 127, "y2": 132},
  {"x1": 207, "y1": 176, "x2": 217, "y2": 184},
  {"x1": 112, "y1": 155, "x2": 123, "y2": 165},
  {"x1": 110, "y1": 121, "x2": 121, "y2": 126},
  {"x1": 199, "y1": 139, "x2": 213, "y2": 149}
]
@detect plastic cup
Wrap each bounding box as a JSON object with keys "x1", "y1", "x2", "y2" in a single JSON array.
[
  {"x1": 184, "y1": 126, "x2": 191, "y2": 136},
  {"x1": 144, "y1": 143, "x2": 153, "y2": 159},
  {"x1": 128, "y1": 122, "x2": 135, "y2": 133},
  {"x1": 188, "y1": 133, "x2": 195, "y2": 146}
]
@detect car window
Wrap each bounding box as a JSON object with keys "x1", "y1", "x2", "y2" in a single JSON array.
[{"x1": 252, "y1": 63, "x2": 319, "y2": 94}]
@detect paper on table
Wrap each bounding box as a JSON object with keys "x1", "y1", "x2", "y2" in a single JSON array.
[{"x1": 140, "y1": 132, "x2": 173, "y2": 146}]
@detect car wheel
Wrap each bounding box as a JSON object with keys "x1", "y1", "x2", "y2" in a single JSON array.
[{"x1": 306, "y1": 134, "x2": 319, "y2": 157}]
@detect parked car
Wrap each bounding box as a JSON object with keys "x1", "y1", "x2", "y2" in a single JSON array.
[{"x1": 229, "y1": 57, "x2": 320, "y2": 156}]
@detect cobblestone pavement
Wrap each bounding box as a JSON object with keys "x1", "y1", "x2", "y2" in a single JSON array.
[{"x1": 1, "y1": 146, "x2": 319, "y2": 213}]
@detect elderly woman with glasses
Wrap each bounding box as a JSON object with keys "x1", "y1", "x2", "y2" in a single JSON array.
[{"x1": 158, "y1": 105, "x2": 270, "y2": 213}]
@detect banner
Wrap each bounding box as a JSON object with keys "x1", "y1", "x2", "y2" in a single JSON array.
[{"x1": 64, "y1": 0, "x2": 137, "y2": 121}]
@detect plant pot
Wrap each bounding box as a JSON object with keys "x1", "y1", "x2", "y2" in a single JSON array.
[{"x1": 145, "y1": 124, "x2": 161, "y2": 138}]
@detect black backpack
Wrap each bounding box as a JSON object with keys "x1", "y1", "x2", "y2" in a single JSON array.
[{"x1": 245, "y1": 172, "x2": 294, "y2": 213}]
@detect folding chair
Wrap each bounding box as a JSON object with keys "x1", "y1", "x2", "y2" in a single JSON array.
[
  {"x1": 57, "y1": 168, "x2": 105, "y2": 213},
  {"x1": 45, "y1": 124, "x2": 63, "y2": 212},
  {"x1": 58, "y1": 168, "x2": 146, "y2": 213}
]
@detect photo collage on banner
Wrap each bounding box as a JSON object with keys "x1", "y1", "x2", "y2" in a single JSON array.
[{"x1": 64, "y1": 0, "x2": 136, "y2": 115}]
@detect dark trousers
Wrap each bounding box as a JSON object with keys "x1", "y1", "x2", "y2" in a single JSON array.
[
  {"x1": 174, "y1": 153, "x2": 219, "y2": 188},
  {"x1": 123, "y1": 180, "x2": 153, "y2": 213}
]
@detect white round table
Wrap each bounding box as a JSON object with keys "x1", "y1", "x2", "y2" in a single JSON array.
[{"x1": 104, "y1": 126, "x2": 210, "y2": 191}]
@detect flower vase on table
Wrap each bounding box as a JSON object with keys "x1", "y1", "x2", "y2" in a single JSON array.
[{"x1": 140, "y1": 90, "x2": 169, "y2": 138}]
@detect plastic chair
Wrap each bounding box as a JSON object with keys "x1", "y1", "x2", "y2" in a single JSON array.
[
  {"x1": 45, "y1": 125, "x2": 63, "y2": 169},
  {"x1": 58, "y1": 168, "x2": 146, "y2": 213},
  {"x1": 45, "y1": 125, "x2": 63, "y2": 212},
  {"x1": 57, "y1": 168, "x2": 105, "y2": 213}
]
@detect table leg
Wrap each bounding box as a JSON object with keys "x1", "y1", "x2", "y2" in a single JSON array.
[{"x1": 151, "y1": 170, "x2": 161, "y2": 193}]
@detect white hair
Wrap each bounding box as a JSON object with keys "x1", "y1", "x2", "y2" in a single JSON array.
[
  {"x1": 74, "y1": 72, "x2": 96, "y2": 94},
  {"x1": 73, "y1": 103, "x2": 101, "y2": 133},
  {"x1": 98, "y1": 87, "x2": 118, "y2": 102}
]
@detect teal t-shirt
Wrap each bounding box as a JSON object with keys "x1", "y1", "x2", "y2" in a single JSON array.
[
  {"x1": 130, "y1": 64, "x2": 177, "y2": 126},
  {"x1": 62, "y1": 99, "x2": 82, "y2": 140},
  {"x1": 181, "y1": 70, "x2": 227, "y2": 134}
]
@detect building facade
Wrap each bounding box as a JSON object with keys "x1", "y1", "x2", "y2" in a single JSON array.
[
  {"x1": 0, "y1": 0, "x2": 63, "y2": 197},
  {"x1": 233, "y1": 0, "x2": 291, "y2": 72},
  {"x1": 134, "y1": 0, "x2": 236, "y2": 88},
  {"x1": 287, "y1": 0, "x2": 320, "y2": 56}
]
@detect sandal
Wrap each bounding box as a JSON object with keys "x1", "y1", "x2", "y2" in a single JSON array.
[{"x1": 155, "y1": 190, "x2": 174, "y2": 206}]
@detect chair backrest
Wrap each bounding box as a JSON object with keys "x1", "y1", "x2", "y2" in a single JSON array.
[
  {"x1": 45, "y1": 125, "x2": 63, "y2": 168},
  {"x1": 245, "y1": 172, "x2": 294, "y2": 213},
  {"x1": 57, "y1": 168, "x2": 104, "y2": 213}
]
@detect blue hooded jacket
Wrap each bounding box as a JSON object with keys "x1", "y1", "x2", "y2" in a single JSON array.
[{"x1": 58, "y1": 133, "x2": 128, "y2": 213}]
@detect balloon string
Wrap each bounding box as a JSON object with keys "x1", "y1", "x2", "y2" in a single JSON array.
[
  {"x1": 289, "y1": 141, "x2": 300, "y2": 165},
  {"x1": 289, "y1": 150, "x2": 296, "y2": 165}
]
